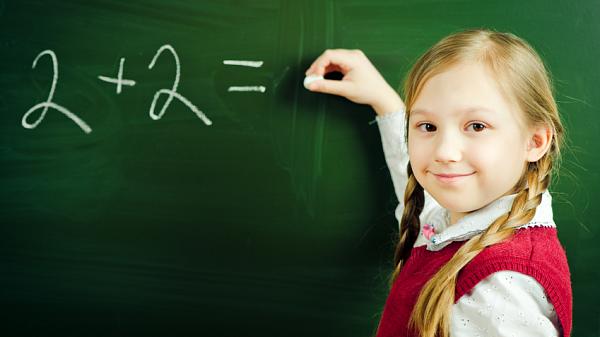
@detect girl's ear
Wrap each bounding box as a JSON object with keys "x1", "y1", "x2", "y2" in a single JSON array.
[{"x1": 526, "y1": 125, "x2": 553, "y2": 162}]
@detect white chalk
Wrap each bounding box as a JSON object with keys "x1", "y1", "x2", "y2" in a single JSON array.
[{"x1": 303, "y1": 75, "x2": 324, "y2": 89}]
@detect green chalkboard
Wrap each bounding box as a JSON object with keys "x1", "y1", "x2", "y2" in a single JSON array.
[{"x1": 0, "y1": 1, "x2": 596, "y2": 336}]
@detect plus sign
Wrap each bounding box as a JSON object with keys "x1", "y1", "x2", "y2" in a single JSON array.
[{"x1": 98, "y1": 57, "x2": 136, "y2": 94}]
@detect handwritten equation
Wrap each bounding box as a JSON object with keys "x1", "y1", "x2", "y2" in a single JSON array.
[{"x1": 23, "y1": 44, "x2": 266, "y2": 134}]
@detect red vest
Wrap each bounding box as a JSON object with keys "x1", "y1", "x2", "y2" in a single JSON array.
[{"x1": 375, "y1": 226, "x2": 572, "y2": 337}]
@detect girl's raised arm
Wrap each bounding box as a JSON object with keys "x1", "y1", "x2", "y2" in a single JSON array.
[
  {"x1": 304, "y1": 49, "x2": 404, "y2": 116},
  {"x1": 305, "y1": 49, "x2": 441, "y2": 227},
  {"x1": 374, "y1": 105, "x2": 441, "y2": 229}
]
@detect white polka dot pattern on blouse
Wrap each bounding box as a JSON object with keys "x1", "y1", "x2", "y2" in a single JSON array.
[{"x1": 451, "y1": 270, "x2": 560, "y2": 337}]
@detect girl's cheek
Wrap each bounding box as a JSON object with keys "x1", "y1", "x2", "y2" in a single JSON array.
[{"x1": 470, "y1": 142, "x2": 500, "y2": 169}]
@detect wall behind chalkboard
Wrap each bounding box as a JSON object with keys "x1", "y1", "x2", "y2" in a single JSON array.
[{"x1": 0, "y1": 1, "x2": 596, "y2": 336}]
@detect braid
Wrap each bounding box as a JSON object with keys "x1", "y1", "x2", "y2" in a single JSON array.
[
  {"x1": 407, "y1": 157, "x2": 554, "y2": 337},
  {"x1": 388, "y1": 162, "x2": 424, "y2": 289}
]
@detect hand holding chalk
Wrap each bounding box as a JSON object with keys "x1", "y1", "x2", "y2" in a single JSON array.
[
  {"x1": 303, "y1": 75, "x2": 324, "y2": 90},
  {"x1": 303, "y1": 49, "x2": 404, "y2": 116}
]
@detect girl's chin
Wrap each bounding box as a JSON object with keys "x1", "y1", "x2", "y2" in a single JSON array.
[{"x1": 425, "y1": 191, "x2": 478, "y2": 213}]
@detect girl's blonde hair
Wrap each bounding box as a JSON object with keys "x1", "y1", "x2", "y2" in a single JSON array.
[{"x1": 389, "y1": 28, "x2": 565, "y2": 337}]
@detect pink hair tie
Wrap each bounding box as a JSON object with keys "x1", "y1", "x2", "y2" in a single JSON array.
[{"x1": 422, "y1": 223, "x2": 436, "y2": 240}]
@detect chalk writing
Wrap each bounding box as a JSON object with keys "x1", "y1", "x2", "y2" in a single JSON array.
[
  {"x1": 228, "y1": 86, "x2": 266, "y2": 92},
  {"x1": 223, "y1": 59, "x2": 266, "y2": 93},
  {"x1": 148, "y1": 44, "x2": 212, "y2": 126},
  {"x1": 22, "y1": 50, "x2": 92, "y2": 134},
  {"x1": 22, "y1": 45, "x2": 279, "y2": 134},
  {"x1": 222, "y1": 60, "x2": 263, "y2": 68},
  {"x1": 98, "y1": 57, "x2": 136, "y2": 94}
]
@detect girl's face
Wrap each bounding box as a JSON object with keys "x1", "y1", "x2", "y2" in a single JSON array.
[{"x1": 408, "y1": 62, "x2": 531, "y2": 225}]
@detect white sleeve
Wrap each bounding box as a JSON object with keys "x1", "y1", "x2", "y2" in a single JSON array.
[
  {"x1": 451, "y1": 270, "x2": 562, "y2": 337},
  {"x1": 374, "y1": 109, "x2": 441, "y2": 228}
]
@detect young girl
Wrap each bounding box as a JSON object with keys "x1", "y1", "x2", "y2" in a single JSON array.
[{"x1": 304, "y1": 29, "x2": 572, "y2": 337}]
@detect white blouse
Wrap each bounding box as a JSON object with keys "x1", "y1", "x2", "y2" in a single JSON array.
[{"x1": 372, "y1": 108, "x2": 562, "y2": 336}]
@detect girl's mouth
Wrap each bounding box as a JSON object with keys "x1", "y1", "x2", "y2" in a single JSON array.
[{"x1": 432, "y1": 172, "x2": 475, "y2": 183}]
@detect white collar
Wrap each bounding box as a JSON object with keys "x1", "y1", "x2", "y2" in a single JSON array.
[{"x1": 415, "y1": 189, "x2": 556, "y2": 251}]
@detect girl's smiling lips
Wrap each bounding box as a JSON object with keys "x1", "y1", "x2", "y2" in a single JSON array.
[{"x1": 431, "y1": 171, "x2": 475, "y2": 183}]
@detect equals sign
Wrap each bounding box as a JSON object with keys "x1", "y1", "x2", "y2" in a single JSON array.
[{"x1": 223, "y1": 60, "x2": 266, "y2": 93}]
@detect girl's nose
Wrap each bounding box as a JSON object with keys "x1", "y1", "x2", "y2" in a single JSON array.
[{"x1": 434, "y1": 132, "x2": 463, "y2": 163}]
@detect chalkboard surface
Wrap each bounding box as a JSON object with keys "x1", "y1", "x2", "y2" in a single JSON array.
[{"x1": 0, "y1": 1, "x2": 596, "y2": 336}]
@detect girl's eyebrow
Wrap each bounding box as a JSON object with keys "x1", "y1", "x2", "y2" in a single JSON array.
[{"x1": 410, "y1": 106, "x2": 496, "y2": 117}]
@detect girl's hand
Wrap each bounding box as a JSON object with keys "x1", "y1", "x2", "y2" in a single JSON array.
[{"x1": 304, "y1": 49, "x2": 405, "y2": 116}]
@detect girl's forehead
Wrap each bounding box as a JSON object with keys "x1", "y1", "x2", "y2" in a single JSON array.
[
  {"x1": 409, "y1": 102, "x2": 528, "y2": 131},
  {"x1": 410, "y1": 106, "x2": 497, "y2": 118},
  {"x1": 410, "y1": 63, "x2": 525, "y2": 125}
]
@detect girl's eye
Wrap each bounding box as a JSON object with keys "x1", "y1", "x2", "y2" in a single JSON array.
[
  {"x1": 416, "y1": 122, "x2": 487, "y2": 133},
  {"x1": 468, "y1": 122, "x2": 487, "y2": 132},
  {"x1": 417, "y1": 123, "x2": 436, "y2": 132}
]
